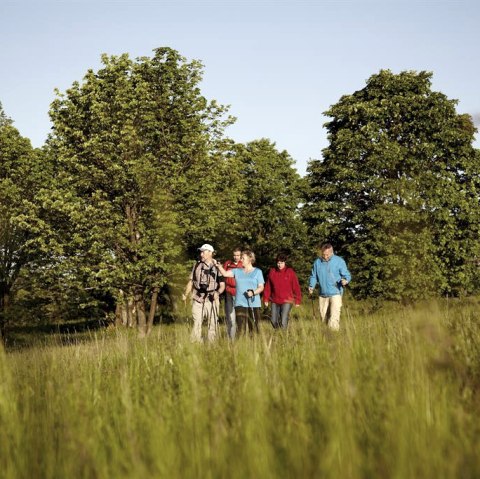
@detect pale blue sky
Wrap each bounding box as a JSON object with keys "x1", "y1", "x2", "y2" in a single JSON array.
[{"x1": 1, "y1": 0, "x2": 479, "y2": 175}]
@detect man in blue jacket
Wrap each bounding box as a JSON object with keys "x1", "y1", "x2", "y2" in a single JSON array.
[{"x1": 308, "y1": 243, "x2": 351, "y2": 331}]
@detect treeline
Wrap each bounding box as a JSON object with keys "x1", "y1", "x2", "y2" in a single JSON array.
[{"x1": 1, "y1": 48, "x2": 479, "y2": 335}]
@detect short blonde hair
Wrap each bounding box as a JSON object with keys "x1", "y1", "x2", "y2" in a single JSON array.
[{"x1": 242, "y1": 249, "x2": 256, "y2": 264}]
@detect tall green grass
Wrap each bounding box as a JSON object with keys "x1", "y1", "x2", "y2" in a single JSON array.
[{"x1": 1, "y1": 298, "x2": 479, "y2": 478}]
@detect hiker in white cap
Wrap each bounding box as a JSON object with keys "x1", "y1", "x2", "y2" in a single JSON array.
[{"x1": 183, "y1": 244, "x2": 225, "y2": 342}]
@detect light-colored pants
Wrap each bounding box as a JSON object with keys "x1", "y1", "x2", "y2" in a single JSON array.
[
  {"x1": 225, "y1": 293, "x2": 237, "y2": 339},
  {"x1": 319, "y1": 295, "x2": 342, "y2": 331},
  {"x1": 191, "y1": 299, "x2": 219, "y2": 342}
]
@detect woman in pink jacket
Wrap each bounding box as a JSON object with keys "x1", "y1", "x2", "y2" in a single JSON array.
[{"x1": 263, "y1": 253, "x2": 302, "y2": 329}]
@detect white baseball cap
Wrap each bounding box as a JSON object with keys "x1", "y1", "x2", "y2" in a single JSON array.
[{"x1": 198, "y1": 243, "x2": 214, "y2": 252}]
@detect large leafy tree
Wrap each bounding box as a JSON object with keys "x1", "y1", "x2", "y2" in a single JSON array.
[
  {"x1": 41, "y1": 48, "x2": 234, "y2": 334},
  {"x1": 0, "y1": 104, "x2": 49, "y2": 338},
  {"x1": 227, "y1": 139, "x2": 309, "y2": 276},
  {"x1": 303, "y1": 70, "x2": 480, "y2": 300}
]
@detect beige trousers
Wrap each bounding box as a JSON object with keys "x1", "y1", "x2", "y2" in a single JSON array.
[
  {"x1": 319, "y1": 295, "x2": 342, "y2": 331},
  {"x1": 191, "y1": 299, "x2": 219, "y2": 342}
]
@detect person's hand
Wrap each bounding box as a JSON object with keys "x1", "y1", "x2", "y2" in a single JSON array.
[
  {"x1": 264, "y1": 302, "x2": 269, "y2": 307},
  {"x1": 246, "y1": 289, "x2": 255, "y2": 298},
  {"x1": 295, "y1": 304, "x2": 300, "y2": 307},
  {"x1": 341, "y1": 279, "x2": 348, "y2": 286},
  {"x1": 308, "y1": 287, "x2": 314, "y2": 295}
]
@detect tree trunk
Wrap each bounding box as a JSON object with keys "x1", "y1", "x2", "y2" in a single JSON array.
[
  {"x1": 135, "y1": 287, "x2": 147, "y2": 337},
  {"x1": 0, "y1": 289, "x2": 10, "y2": 344},
  {"x1": 126, "y1": 204, "x2": 147, "y2": 335},
  {"x1": 114, "y1": 302, "x2": 123, "y2": 327},
  {"x1": 146, "y1": 287, "x2": 160, "y2": 336},
  {"x1": 127, "y1": 296, "x2": 135, "y2": 327},
  {"x1": 114, "y1": 290, "x2": 131, "y2": 327},
  {"x1": 115, "y1": 290, "x2": 123, "y2": 327}
]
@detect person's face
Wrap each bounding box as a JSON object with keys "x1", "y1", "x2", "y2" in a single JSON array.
[
  {"x1": 241, "y1": 253, "x2": 251, "y2": 266},
  {"x1": 201, "y1": 250, "x2": 212, "y2": 261},
  {"x1": 321, "y1": 248, "x2": 333, "y2": 261},
  {"x1": 277, "y1": 260, "x2": 286, "y2": 270},
  {"x1": 233, "y1": 251, "x2": 241, "y2": 263}
]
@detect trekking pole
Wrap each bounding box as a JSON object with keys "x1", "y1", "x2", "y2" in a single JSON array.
[
  {"x1": 201, "y1": 299, "x2": 206, "y2": 339},
  {"x1": 247, "y1": 292, "x2": 257, "y2": 334},
  {"x1": 309, "y1": 292, "x2": 318, "y2": 321},
  {"x1": 203, "y1": 289, "x2": 220, "y2": 341},
  {"x1": 342, "y1": 283, "x2": 354, "y2": 333},
  {"x1": 210, "y1": 292, "x2": 221, "y2": 339},
  {"x1": 206, "y1": 293, "x2": 214, "y2": 340},
  {"x1": 182, "y1": 295, "x2": 188, "y2": 322},
  {"x1": 182, "y1": 287, "x2": 191, "y2": 324}
]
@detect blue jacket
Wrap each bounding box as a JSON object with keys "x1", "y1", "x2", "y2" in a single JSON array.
[{"x1": 309, "y1": 255, "x2": 351, "y2": 297}]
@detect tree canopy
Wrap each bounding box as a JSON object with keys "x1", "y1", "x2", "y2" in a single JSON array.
[
  {"x1": 303, "y1": 70, "x2": 480, "y2": 300},
  {"x1": 36, "y1": 48, "x2": 235, "y2": 333},
  {"x1": 0, "y1": 104, "x2": 49, "y2": 336},
  {"x1": 2, "y1": 61, "x2": 480, "y2": 331},
  {"x1": 226, "y1": 139, "x2": 308, "y2": 274}
]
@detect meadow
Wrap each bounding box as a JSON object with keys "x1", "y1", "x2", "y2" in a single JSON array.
[{"x1": 1, "y1": 297, "x2": 479, "y2": 479}]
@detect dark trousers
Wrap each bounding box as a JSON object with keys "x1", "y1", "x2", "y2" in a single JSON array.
[{"x1": 235, "y1": 306, "x2": 261, "y2": 335}]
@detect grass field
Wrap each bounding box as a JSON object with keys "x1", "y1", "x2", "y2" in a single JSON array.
[{"x1": 1, "y1": 298, "x2": 479, "y2": 478}]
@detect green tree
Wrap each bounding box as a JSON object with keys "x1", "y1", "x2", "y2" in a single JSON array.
[
  {"x1": 41, "y1": 48, "x2": 234, "y2": 334},
  {"x1": 229, "y1": 139, "x2": 309, "y2": 276},
  {"x1": 174, "y1": 137, "x2": 244, "y2": 255},
  {"x1": 303, "y1": 70, "x2": 480, "y2": 300},
  {"x1": 0, "y1": 104, "x2": 49, "y2": 338}
]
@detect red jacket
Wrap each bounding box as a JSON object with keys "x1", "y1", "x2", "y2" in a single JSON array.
[
  {"x1": 223, "y1": 259, "x2": 243, "y2": 296},
  {"x1": 263, "y1": 267, "x2": 302, "y2": 305}
]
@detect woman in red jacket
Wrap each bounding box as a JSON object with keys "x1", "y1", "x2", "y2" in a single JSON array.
[{"x1": 263, "y1": 253, "x2": 302, "y2": 329}]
